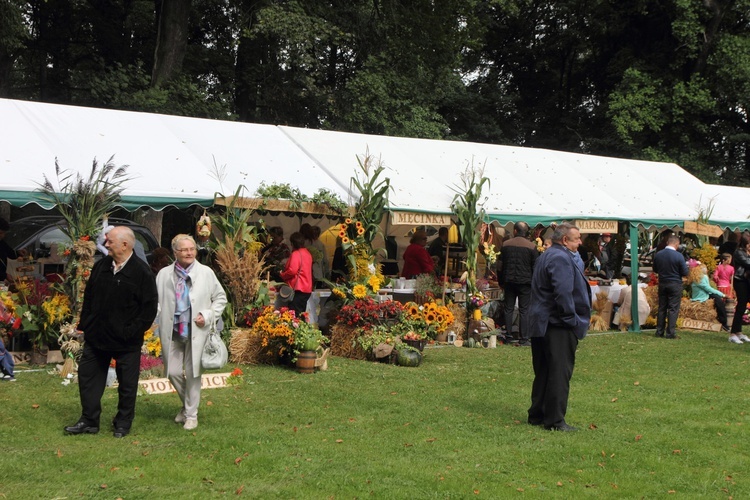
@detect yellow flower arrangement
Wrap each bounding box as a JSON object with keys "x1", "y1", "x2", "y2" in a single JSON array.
[
  {"x1": 252, "y1": 306, "x2": 297, "y2": 359},
  {"x1": 402, "y1": 300, "x2": 455, "y2": 335},
  {"x1": 143, "y1": 327, "x2": 162, "y2": 357},
  {"x1": 42, "y1": 294, "x2": 71, "y2": 330}
]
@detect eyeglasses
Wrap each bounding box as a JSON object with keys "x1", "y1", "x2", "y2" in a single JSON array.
[{"x1": 175, "y1": 248, "x2": 196, "y2": 253}]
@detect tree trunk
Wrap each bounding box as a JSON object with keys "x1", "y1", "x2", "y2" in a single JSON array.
[{"x1": 151, "y1": 0, "x2": 190, "y2": 88}]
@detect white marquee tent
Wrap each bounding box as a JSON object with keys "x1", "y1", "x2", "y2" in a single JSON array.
[{"x1": 1, "y1": 98, "x2": 748, "y2": 231}]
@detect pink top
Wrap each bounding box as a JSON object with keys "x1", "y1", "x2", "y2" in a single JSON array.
[
  {"x1": 713, "y1": 263, "x2": 735, "y2": 288},
  {"x1": 281, "y1": 248, "x2": 314, "y2": 293}
]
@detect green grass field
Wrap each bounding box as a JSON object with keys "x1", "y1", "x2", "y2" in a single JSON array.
[{"x1": 1, "y1": 327, "x2": 748, "y2": 499}]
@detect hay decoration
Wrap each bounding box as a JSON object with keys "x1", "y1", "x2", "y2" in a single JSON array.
[
  {"x1": 679, "y1": 298, "x2": 718, "y2": 322},
  {"x1": 643, "y1": 286, "x2": 659, "y2": 321},
  {"x1": 329, "y1": 324, "x2": 367, "y2": 360},
  {"x1": 617, "y1": 311, "x2": 633, "y2": 332},
  {"x1": 215, "y1": 235, "x2": 266, "y2": 324},
  {"x1": 592, "y1": 291, "x2": 609, "y2": 314},
  {"x1": 448, "y1": 303, "x2": 466, "y2": 336},
  {"x1": 229, "y1": 327, "x2": 265, "y2": 365},
  {"x1": 587, "y1": 291, "x2": 611, "y2": 332}
]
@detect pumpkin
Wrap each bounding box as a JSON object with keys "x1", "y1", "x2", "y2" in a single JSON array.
[{"x1": 397, "y1": 348, "x2": 422, "y2": 367}]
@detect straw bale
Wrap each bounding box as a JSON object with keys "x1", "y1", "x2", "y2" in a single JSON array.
[
  {"x1": 678, "y1": 298, "x2": 718, "y2": 322},
  {"x1": 229, "y1": 327, "x2": 267, "y2": 365},
  {"x1": 329, "y1": 324, "x2": 367, "y2": 360}
]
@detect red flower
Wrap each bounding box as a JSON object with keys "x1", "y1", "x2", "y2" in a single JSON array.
[
  {"x1": 231, "y1": 368, "x2": 243, "y2": 377},
  {"x1": 12, "y1": 317, "x2": 22, "y2": 330}
]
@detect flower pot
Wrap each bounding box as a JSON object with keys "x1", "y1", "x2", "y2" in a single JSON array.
[
  {"x1": 296, "y1": 351, "x2": 316, "y2": 374},
  {"x1": 435, "y1": 332, "x2": 448, "y2": 343},
  {"x1": 30, "y1": 347, "x2": 48, "y2": 365}
]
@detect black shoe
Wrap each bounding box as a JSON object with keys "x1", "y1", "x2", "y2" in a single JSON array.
[
  {"x1": 655, "y1": 332, "x2": 664, "y2": 338},
  {"x1": 665, "y1": 335, "x2": 679, "y2": 339},
  {"x1": 113, "y1": 427, "x2": 130, "y2": 438},
  {"x1": 517, "y1": 340, "x2": 532, "y2": 347},
  {"x1": 544, "y1": 423, "x2": 578, "y2": 432},
  {"x1": 64, "y1": 421, "x2": 99, "y2": 435},
  {"x1": 527, "y1": 419, "x2": 543, "y2": 426}
]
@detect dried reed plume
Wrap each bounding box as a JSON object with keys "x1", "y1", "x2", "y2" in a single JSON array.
[{"x1": 214, "y1": 235, "x2": 266, "y2": 322}]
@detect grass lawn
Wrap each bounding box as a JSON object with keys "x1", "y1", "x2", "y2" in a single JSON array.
[{"x1": 1, "y1": 327, "x2": 749, "y2": 499}]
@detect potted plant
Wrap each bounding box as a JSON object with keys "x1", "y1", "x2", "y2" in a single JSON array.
[{"x1": 293, "y1": 320, "x2": 326, "y2": 374}]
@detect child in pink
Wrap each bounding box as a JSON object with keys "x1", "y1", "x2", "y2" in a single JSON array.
[{"x1": 713, "y1": 253, "x2": 735, "y2": 298}]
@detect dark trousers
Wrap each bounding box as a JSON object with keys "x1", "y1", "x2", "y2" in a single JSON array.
[
  {"x1": 708, "y1": 294, "x2": 728, "y2": 328},
  {"x1": 656, "y1": 282, "x2": 683, "y2": 337},
  {"x1": 504, "y1": 282, "x2": 531, "y2": 340},
  {"x1": 731, "y1": 279, "x2": 748, "y2": 334},
  {"x1": 77, "y1": 343, "x2": 141, "y2": 430},
  {"x1": 290, "y1": 291, "x2": 312, "y2": 320},
  {"x1": 528, "y1": 326, "x2": 578, "y2": 427}
]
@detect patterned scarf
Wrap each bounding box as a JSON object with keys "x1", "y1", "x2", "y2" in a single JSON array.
[{"x1": 174, "y1": 261, "x2": 194, "y2": 340}]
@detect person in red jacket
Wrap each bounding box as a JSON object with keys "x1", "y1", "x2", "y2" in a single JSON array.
[
  {"x1": 401, "y1": 230, "x2": 435, "y2": 278},
  {"x1": 280, "y1": 232, "x2": 314, "y2": 318}
]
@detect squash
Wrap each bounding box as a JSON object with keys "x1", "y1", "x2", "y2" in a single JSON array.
[
  {"x1": 397, "y1": 348, "x2": 422, "y2": 367},
  {"x1": 465, "y1": 337, "x2": 476, "y2": 348}
]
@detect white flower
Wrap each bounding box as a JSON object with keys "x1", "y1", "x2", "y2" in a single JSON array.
[
  {"x1": 24, "y1": 311, "x2": 33, "y2": 321},
  {"x1": 368, "y1": 263, "x2": 376, "y2": 274}
]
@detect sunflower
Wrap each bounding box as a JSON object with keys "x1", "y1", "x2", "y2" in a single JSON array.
[
  {"x1": 340, "y1": 223, "x2": 348, "y2": 230},
  {"x1": 352, "y1": 284, "x2": 368, "y2": 299},
  {"x1": 342, "y1": 236, "x2": 350, "y2": 244},
  {"x1": 425, "y1": 312, "x2": 437, "y2": 324},
  {"x1": 407, "y1": 303, "x2": 420, "y2": 316},
  {"x1": 332, "y1": 287, "x2": 347, "y2": 299},
  {"x1": 355, "y1": 221, "x2": 363, "y2": 228},
  {"x1": 339, "y1": 230, "x2": 347, "y2": 238},
  {"x1": 367, "y1": 274, "x2": 381, "y2": 291},
  {"x1": 345, "y1": 218, "x2": 353, "y2": 224},
  {"x1": 357, "y1": 227, "x2": 365, "y2": 235}
]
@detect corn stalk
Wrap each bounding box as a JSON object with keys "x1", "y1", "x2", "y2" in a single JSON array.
[{"x1": 450, "y1": 164, "x2": 489, "y2": 297}]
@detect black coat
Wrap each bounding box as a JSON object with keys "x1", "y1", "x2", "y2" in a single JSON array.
[
  {"x1": 498, "y1": 236, "x2": 538, "y2": 285},
  {"x1": 78, "y1": 254, "x2": 158, "y2": 352}
]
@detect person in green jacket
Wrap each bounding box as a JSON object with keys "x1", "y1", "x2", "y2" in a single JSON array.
[{"x1": 689, "y1": 264, "x2": 738, "y2": 341}]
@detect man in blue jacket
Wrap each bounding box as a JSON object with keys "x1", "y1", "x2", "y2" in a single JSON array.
[
  {"x1": 64, "y1": 226, "x2": 158, "y2": 438},
  {"x1": 527, "y1": 222, "x2": 591, "y2": 432},
  {"x1": 652, "y1": 234, "x2": 689, "y2": 339}
]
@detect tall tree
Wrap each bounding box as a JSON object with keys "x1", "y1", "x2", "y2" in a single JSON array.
[{"x1": 151, "y1": 0, "x2": 191, "y2": 87}]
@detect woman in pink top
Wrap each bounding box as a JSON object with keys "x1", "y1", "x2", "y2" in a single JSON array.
[
  {"x1": 713, "y1": 253, "x2": 734, "y2": 298},
  {"x1": 280, "y1": 232, "x2": 314, "y2": 318}
]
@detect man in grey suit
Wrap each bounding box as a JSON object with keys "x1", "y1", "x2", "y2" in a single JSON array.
[{"x1": 527, "y1": 222, "x2": 591, "y2": 432}]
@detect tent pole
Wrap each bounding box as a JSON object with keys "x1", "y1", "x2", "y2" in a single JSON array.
[{"x1": 629, "y1": 223, "x2": 641, "y2": 332}]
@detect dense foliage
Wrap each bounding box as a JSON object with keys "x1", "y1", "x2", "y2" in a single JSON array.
[{"x1": 3, "y1": 0, "x2": 749, "y2": 184}]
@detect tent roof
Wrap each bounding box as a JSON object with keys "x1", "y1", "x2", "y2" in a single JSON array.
[
  {"x1": 0, "y1": 99, "x2": 350, "y2": 210},
  {"x1": 2, "y1": 98, "x2": 748, "y2": 230},
  {"x1": 280, "y1": 126, "x2": 717, "y2": 228},
  {"x1": 701, "y1": 184, "x2": 750, "y2": 231}
]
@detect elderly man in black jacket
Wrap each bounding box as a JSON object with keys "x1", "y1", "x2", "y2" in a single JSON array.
[
  {"x1": 497, "y1": 222, "x2": 538, "y2": 345},
  {"x1": 64, "y1": 226, "x2": 158, "y2": 438}
]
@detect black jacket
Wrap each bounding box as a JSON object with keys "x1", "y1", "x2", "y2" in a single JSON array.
[
  {"x1": 497, "y1": 236, "x2": 538, "y2": 285},
  {"x1": 78, "y1": 254, "x2": 158, "y2": 352}
]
